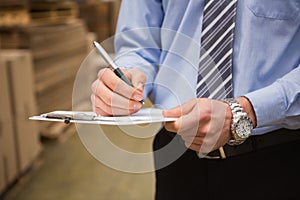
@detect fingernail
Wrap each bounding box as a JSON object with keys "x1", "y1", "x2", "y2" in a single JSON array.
[
  {"x1": 134, "y1": 94, "x2": 143, "y2": 101},
  {"x1": 137, "y1": 82, "x2": 144, "y2": 89}
]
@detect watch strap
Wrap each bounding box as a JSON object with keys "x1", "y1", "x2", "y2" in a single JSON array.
[{"x1": 223, "y1": 98, "x2": 253, "y2": 146}]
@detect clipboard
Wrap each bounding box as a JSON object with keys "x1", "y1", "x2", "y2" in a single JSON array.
[{"x1": 29, "y1": 108, "x2": 178, "y2": 125}]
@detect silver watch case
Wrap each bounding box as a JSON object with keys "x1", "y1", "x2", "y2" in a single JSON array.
[{"x1": 223, "y1": 98, "x2": 253, "y2": 146}]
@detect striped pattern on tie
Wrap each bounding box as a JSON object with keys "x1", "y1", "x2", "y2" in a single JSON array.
[{"x1": 196, "y1": 0, "x2": 237, "y2": 99}]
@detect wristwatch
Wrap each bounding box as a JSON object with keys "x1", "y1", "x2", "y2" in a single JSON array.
[{"x1": 223, "y1": 98, "x2": 253, "y2": 146}]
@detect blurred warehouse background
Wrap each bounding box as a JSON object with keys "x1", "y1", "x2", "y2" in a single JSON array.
[{"x1": 0, "y1": 0, "x2": 156, "y2": 199}]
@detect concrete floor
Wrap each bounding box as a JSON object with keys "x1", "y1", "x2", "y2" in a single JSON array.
[{"x1": 6, "y1": 124, "x2": 158, "y2": 200}]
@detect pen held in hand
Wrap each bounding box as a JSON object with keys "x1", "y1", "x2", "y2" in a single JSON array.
[{"x1": 93, "y1": 41, "x2": 145, "y2": 104}]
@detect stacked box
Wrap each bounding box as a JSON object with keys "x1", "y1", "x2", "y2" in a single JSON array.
[
  {"x1": 0, "y1": 59, "x2": 18, "y2": 194},
  {"x1": 28, "y1": 0, "x2": 79, "y2": 25},
  {"x1": 0, "y1": 19, "x2": 88, "y2": 137},
  {"x1": 0, "y1": 0, "x2": 30, "y2": 28},
  {"x1": 78, "y1": 0, "x2": 121, "y2": 42},
  {"x1": 0, "y1": 50, "x2": 42, "y2": 194},
  {"x1": 0, "y1": 0, "x2": 27, "y2": 7}
]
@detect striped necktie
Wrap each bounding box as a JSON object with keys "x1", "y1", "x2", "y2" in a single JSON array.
[{"x1": 196, "y1": 0, "x2": 237, "y2": 99}]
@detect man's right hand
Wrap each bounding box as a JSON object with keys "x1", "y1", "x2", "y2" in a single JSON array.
[{"x1": 91, "y1": 68, "x2": 146, "y2": 116}]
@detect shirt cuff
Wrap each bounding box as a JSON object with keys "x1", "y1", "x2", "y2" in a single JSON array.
[{"x1": 245, "y1": 82, "x2": 286, "y2": 128}]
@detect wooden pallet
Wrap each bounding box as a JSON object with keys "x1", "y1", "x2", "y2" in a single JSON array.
[
  {"x1": 0, "y1": 0, "x2": 27, "y2": 8},
  {"x1": 0, "y1": 8, "x2": 30, "y2": 27},
  {"x1": 29, "y1": 1, "x2": 79, "y2": 25}
]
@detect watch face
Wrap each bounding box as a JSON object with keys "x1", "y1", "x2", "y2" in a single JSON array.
[{"x1": 236, "y1": 118, "x2": 252, "y2": 138}]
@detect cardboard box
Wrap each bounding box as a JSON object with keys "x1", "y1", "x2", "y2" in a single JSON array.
[
  {"x1": 0, "y1": 50, "x2": 42, "y2": 175},
  {"x1": 0, "y1": 155, "x2": 4, "y2": 194},
  {"x1": 0, "y1": 59, "x2": 18, "y2": 193},
  {"x1": 0, "y1": 19, "x2": 89, "y2": 138}
]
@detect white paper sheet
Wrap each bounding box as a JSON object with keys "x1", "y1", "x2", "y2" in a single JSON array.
[{"x1": 29, "y1": 108, "x2": 178, "y2": 125}]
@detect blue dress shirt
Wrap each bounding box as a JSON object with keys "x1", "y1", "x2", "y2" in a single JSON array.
[{"x1": 114, "y1": 0, "x2": 300, "y2": 135}]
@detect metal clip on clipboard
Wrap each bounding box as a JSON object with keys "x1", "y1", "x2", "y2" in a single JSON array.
[{"x1": 42, "y1": 111, "x2": 97, "y2": 124}]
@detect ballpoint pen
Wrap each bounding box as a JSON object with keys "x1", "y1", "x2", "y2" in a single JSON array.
[{"x1": 93, "y1": 41, "x2": 144, "y2": 104}]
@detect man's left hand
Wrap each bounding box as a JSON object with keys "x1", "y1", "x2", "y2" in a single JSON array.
[{"x1": 163, "y1": 98, "x2": 232, "y2": 153}]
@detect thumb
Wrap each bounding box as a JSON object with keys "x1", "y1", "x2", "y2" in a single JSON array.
[
  {"x1": 163, "y1": 99, "x2": 198, "y2": 118},
  {"x1": 127, "y1": 68, "x2": 146, "y2": 91}
]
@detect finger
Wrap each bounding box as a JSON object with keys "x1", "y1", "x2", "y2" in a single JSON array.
[
  {"x1": 165, "y1": 103, "x2": 201, "y2": 133},
  {"x1": 180, "y1": 124, "x2": 221, "y2": 151},
  {"x1": 165, "y1": 117, "x2": 199, "y2": 135},
  {"x1": 92, "y1": 103, "x2": 109, "y2": 116},
  {"x1": 164, "y1": 116, "x2": 197, "y2": 134},
  {"x1": 184, "y1": 141, "x2": 201, "y2": 152},
  {"x1": 92, "y1": 90, "x2": 142, "y2": 115},
  {"x1": 181, "y1": 135, "x2": 204, "y2": 146},
  {"x1": 163, "y1": 98, "x2": 198, "y2": 118},
  {"x1": 93, "y1": 80, "x2": 142, "y2": 110},
  {"x1": 98, "y1": 68, "x2": 143, "y2": 101},
  {"x1": 164, "y1": 99, "x2": 199, "y2": 132},
  {"x1": 126, "y1": 68, "x2": 146, "y2": 92},
  {"x1": 91, "y1": 94, "x2": 142, "y2": 116},
  {"x1": 180, "y1": 122, "x2": 209, "y2": 137},
  {"x1": 179, "y1": 126, "x2": 204, "y2": 145},
  {"x1": 91, "y1": 79, "x2": 100, "y2": 94},
  {"x1": 185, "y1": 141, "x2": 215, "y2": 153},
  {"x1": 91, "y1": 94, "x2": 109, "y2": 116},
  {"x1": 184, "y1": 140, "x2": 212, "y2": 153},
  {"x1": 164, "y1": 121, "x2": 178, "y2": 133}
]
